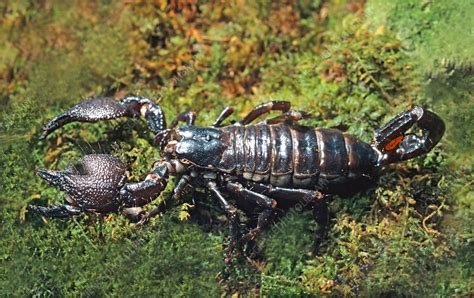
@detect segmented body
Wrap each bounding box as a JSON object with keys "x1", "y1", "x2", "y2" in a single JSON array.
[
  {"x1": 31, "y1": 97, "x2": 445, "y2": 263},
  {"x1": 171, "y1": 124, "x2": 378, "y2": 195}
]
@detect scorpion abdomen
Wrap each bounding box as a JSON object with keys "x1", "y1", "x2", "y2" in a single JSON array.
[{"x1": 218, "y1": 124, "x2": 377, "y2": 193}]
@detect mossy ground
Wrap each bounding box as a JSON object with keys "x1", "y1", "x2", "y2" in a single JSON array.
[{"x1": 0, "y1": 1, "x2": 472, "y2": 296}]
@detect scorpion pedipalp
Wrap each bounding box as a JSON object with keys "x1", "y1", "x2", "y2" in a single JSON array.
[
  {"x1": 373, "y1": 107, "x2": 445, "y2": 166},
  {"x1": 30, "y1": 154, "x2": 170, "y2": 220},
  {"x1": 32, "y1": 154, "x2": 128, "y2": 215},
  {"x1": 40, "y1": 96, "x2": 167, "y2": 139}
]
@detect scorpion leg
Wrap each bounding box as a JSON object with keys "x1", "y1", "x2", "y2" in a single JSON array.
[
  {"x1": 212, "y1": 106, "x2": 234, "y2": 127},
  {"x1": 239, "y1": 182, "x2": 329, "y2": 253},
  {"x1": 242, "y1": 181, "x2": 324, "y2": 203},
  {"x1": 239, "y1": 101, "x2": 291, "y2": 125},
  {"x1": 40, "y1": 96, "x2": 166, "y2": 139},
  {"x1": 169, "y1": 111, "x2": 196, "y2": 128},
  {"x1": 258, "y1": 110, "x2": 311, "y2": 125},
  {"x1": 225, "y1": 182, "x2": 277, "y2": 245},
  {"x1": 207, "y1": 181, "x2": 242, "y2": 264},
  {"x1": 312, "y1": 199, "x2": 330, "y2": 254}
]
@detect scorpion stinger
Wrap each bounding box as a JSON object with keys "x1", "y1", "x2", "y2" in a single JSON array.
[{"x1": 373, "y1": 107, "x2": 445, "y2": 167}]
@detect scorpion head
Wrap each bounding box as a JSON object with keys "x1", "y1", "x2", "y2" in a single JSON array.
[{"x1": 372, "y1": 107, "x2": 445, "y2": 167}]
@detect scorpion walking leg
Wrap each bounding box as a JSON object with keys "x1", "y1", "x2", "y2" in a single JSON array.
[
  {"x1": 207, "y1": 181, "x2": 242, "y2": 264},
  {"x1": 239, "y1": 101, "x2": 291, "y2": 125},
  {"x1": 259, "y1": 110, "x2": 311, "y2": 125},
  {"x1": 313, "y1": 199, "x2": 329, "y2": 254},
  {"x1": 242, "y1": 181, "x2": 324, "y2": 203},
  {"x1": 212, "y1": 106, "x2": 234, "y2": 127},
  {"x1": 40, "y1": 96, "x2": 166, "y2": 138},
  {"x1": 169, "y1": 111, "x2": 196, "y2": 128},
  {"x1": 225, "y1": 182, "x2": 277, "y2": 245},
  {"x1": 240, "y1": 182, "x2": 328, "y2": 252}
]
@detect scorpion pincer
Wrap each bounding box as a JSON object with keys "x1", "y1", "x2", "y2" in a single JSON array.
[{"x1": 29, "y1": 97, "x2": 445, "y2": 262}]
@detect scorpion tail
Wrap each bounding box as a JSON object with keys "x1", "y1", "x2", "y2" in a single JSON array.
[{"x1": 372, "y1": 107, "x2": 445, "y2": 167}]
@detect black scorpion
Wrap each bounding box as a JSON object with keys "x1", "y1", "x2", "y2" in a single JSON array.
[{"x1": 29, "y1": 97, "x2": 445, "y2": 262}]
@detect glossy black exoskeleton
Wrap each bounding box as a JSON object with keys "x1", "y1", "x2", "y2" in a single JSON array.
[{"x1": 29, "y1": 97, "x2": 445, "y2": 263}]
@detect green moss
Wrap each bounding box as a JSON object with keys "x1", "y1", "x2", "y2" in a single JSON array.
[
  {"x1": 365, "y1": 1, "x2": 474, "y2": 295},
  {"x1": 0, "y1": 210, "x2": 221, "y2": 296},
  {"x1": 365, "y1": 0, "x2": 474, "y2": 77}
]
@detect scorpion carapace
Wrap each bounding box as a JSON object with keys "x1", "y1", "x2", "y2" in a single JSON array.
[{"x1": 29, "y1": 97, "x2": 445, "y2": 263}]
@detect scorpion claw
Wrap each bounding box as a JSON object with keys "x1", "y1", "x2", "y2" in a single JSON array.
[
  {"x1": 27, "y1": 204, "x2": 83, "y2": 218},
  {"x1": 40, "y1": 97, "x2": 133, "y2": 138},
  {"x1": 33, "y1": 154, "x2": 128, "y2": 214},
  {"x1": 36, "y1": 168, "x2": 68, "y2": 188},
  {"x1": 373, "y1": 107, "x2": 445, "y2": 166}
]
